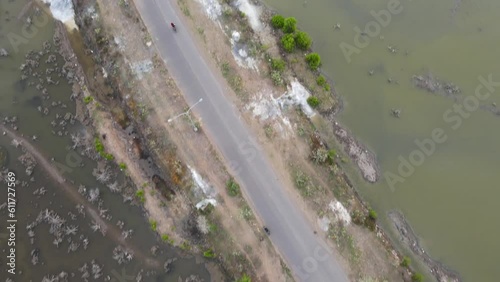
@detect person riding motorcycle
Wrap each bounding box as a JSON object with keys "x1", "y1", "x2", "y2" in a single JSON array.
[{"x1": 170, "y1": 22, "x2": 176, "y2": 29}]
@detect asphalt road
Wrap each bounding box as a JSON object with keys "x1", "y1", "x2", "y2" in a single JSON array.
[{"x1": 133, "y1": 0, "x2": 349, "y2": 281}]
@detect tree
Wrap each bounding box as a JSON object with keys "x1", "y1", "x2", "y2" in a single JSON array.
[
  {"x1": 295, "y1": 31, "x2": 312, "y2": 50},
  {"x1": 281, "y1": 34, "x2": 296, "y2": 52},
  {"x1": 271, "y1": 15, "x2": 285, "y2": 29},
  {"x1": 307, "y1": 96, "x2": 320, "y2": 108},
  {"x1": 305, "y1": 53, "x2": 321, "y2": 70},
  {"x1": 411, "y1": 273, "x2": 423, "y2": 282},
  {"x1": 316, "y1": 75, "x2": 326, "y2": 86},
  {"x1": 401, "y1": 256, "x2": 411, "y2": 267},
  {"x1": 283, "y1": 17, "x2": 297, "y2": 33}
]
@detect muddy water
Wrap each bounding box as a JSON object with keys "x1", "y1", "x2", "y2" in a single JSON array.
[
  {"x1": 263, "y1": 0, "x2": 500, "y2": 280},
  {"x1": 0, "y1": 1, "x2": 208, "y2": 281}
]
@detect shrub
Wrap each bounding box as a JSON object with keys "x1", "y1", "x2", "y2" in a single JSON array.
[
  {"x1": 270, "y1": 58, "x2": 286, "y2": 72},
  {"x1": 102, "y1": 153, "x2": 114, "y2": 160},
  {"x1": 271, "y1": 15, "x2": 285, "y2": 29},
  {"x1": 271, "y1": 71, "x2": 284, "y2": 86},
  {"x1": 281, "y1": 34, "x2": 296, "y2": 53},
  {"x1": 324, "y1": 83, "x2": 331, "y2": 91},
  {"x1": 119, "y1": 163, "x2": 127, "y2": 170},
  {"x1": 161, "y1": 234, "x2": 170, "y2": 242},
  {"x1": 368, "y1": 209, "x2": 378, "y2": 220},
  {"x1": 136, "y1": 189, "x2": 145, "y2": 202},
  {"x1": 226, "y1": 178, "x2": 240, "y2": 196},
  {"x1": 283, "y1": 17, "x2": 297, "y2": 33},
  {"x1": 401, "y1": 256, "x2": 411, "y2": 268},
  {"x1": 307, "y1": 96, "x2": 320, "y2": 108},
  {"x1": 295, "y1": 31, "x2": 312, "y2": 50},
  {"x1": 327, "y1": 149, "x2": 336, "y2": 163},
  {"x1": 94, "y1": 138, "x2": 104, "y2": 153},
  {"x1": 305, "y1": 53, "x2": 321, "y2": 70},
  {"x1": 411, "y1": 273, "x2": 423, "y2": 282},
  {"x1": 180, "y1": 241, "x2": 191, "y2": 251},
  {"x1": 150, "y1": 220, "x2": 157, "y2": 231},
  {"x1": 203, "y1": 249, "x2": 216, "y2": 258},
  {"x1": 316, "y1": 75, "x2": 326, "y2": 86},
  {"x1": 236, "y1": 274, "x2": 251, "y2": 282}
]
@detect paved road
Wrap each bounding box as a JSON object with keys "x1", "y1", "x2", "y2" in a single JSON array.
[{"x1": 133, "y1": 0, "x2": 349, "y2": 281}]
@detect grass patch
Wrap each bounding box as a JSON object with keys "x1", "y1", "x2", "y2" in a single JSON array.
[
  {"x1": 220, "y1": 61, "x2": 245, "y2": 98},
  {"x1": 84, "y1": 96, "x2": 94, "y2": 104},
  {"x1": 136, "y1": 189, "x2": 145, "y2": 203},
  {"x1": 236, "y1": 274, "x2": 251, "y2": 282},
  {"x1": 293, "y1": 170, "x2": 315, "y2": 197},
  {"x1": 203, "y1": 249, "x2": 216, "y2": 258},
  {"x1": 240, "y1": 205, "x2": 254, "y2": 221},
  {"x1": 328, "y1": 224, "x2": 361, "y2": 264},
  {"x1": 226, "y1": 178, "x2": 240, "y2": 197},
  {"x1": 180, "y1": 241, "x2": 191, "y2": 251},
  {"x1": 150, "y1": 219, "x2": 157, "y2": 231},
  {"x1": 264, "y1": 124, "x2": 274, "y2": 139},
  {"x1": 119, "y1": 162, "x2": 127, "y2": 170}
]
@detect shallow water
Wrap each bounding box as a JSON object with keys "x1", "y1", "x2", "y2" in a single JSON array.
[
  {"x1": 263, "y1": 0, "x2": 500, "y2": 280},
  {"x1": 0, "y1": 1, "x2": 209, "y2": 280}
]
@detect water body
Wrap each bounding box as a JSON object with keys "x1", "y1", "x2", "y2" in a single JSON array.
[
  {"x1": 263, "y1": 0, "x2": 500, "y2": 280},
  {"x1": 0, "y1": 0, "x2": 208, "y2": 280}
]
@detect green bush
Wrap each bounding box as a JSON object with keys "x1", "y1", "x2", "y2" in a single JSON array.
[
  {"x1": 150, "y1": 220, "x2": 157, "y2": 231},
  {"x1": 84, "y1": 96, "x2": 93, "y2": 104},
  {"x1": 271, "y1": 15, "x2": 285, "y2": 29},
  {"x1": 368, "y1": 209, "x2": 378, "y2": 220},
  {"x1": 401, "y1": 256, "x2": 411, "y2": 267},
  {"x1": 236, "y1": 274, "x2": 251, "y2": 282},
  {"x1": 119, "y1": 163, "x2": 127, "y2": 170},
  {"x1": 411, "y1": 273, "x2": 423, "y2": 282},
  {"x1": 316, "y1": 75, "x2": 326, "y2": 86},
  {"x1": 94, "y1": 138, "x2": 104, "y2": 153},
  {"x1": 136, "y1": 190, "x2": 145, "y2": 203},
  {"x1": 180, "y1": 241, "x2": 191, "y2": 251},
  {"x1": 270, "y1": 58, "x2": 286, "y2": 72},
  {"x1": 327, "y1": 149, "x2": 336, "y2": 163},
  {"x1": 307, "y1": 96, "x2": 320, "y2": 108},
  {"x1": 295, "y1": 31, "x2": 312, "y2": 50},
  {"x1": 283, "y1": 17, "x2": 297, "y2": 33},
  {"x1": 203, "y1": 249, "x2": 216, "y2": 258},
  {"x1": 324, "y1": 83, "x2": 331, "y2": 91},
  {"x1": 281, "y1": 34, "x2": 296, "y2": 53},
  {"x1": 226, "y1": 178, "x2": 240, "y2": 197},
  {"x1": 305, "y1": 53, "x2": 321, "y2": 70},
  {"x1": 102, "y1": 153, "x2": 114, "y2": 160}
]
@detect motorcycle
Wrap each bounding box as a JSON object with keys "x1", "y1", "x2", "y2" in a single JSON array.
[
  {"x1": 170, "y1": 22, "x2": 177, "y2": 32},
  {"x1": 263, "y1": 226, "x2": 271, "y2": 235}
]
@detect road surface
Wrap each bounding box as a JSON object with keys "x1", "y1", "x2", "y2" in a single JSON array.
[{"x1": 133, "y1": 0, "x2": 349, "y2": 281}]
